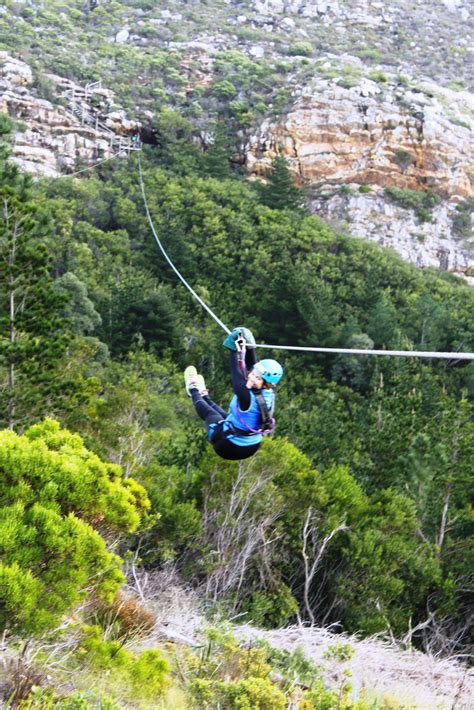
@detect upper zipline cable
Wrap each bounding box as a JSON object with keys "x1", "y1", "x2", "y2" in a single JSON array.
[
  {"x1": 137, "y1": 154, "x2": 474, "y2": 361},
  {"x1": 137, "y1": 153, "x2": 232, "y2": 334},
  {"x1": 69, "y1": 149, "x2": 127, "y2": 177}
]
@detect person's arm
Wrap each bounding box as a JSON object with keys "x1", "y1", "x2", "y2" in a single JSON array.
[
  {"x1": 230, "y1": 352, "x2": 251, "y2": 410},
  {"x1": 245, "y1": 347, "x2": 257, "y2": 372}
]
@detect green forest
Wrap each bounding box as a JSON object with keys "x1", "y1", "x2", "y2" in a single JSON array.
[{"x1": 0, "y1": 101, "x2": 473, "y2": 708}]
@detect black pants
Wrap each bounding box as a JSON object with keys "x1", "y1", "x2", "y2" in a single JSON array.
[{"x1": 190, "y1": 390, "x2": 260, "y2": 461}]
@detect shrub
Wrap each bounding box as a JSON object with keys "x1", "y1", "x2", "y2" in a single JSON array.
[
  {"x1": 220, "y1": 677, "x2": 286, "y2": 709},
  {"x1": 451, "y1": 198, "x2": 474, "y2": 238},
  {"x1": 385, "y1": 187, "x2": 441, "y2": 222},
  {"x1": 87, "y1": 590, "x2": 156, "y2": 640},
  {"x1": 356, "y1": 48, "x2": 383, "y2": 61},
  {"x1": 288, "y1": 42, "x2": 312, "y2": 57},
  {"x1": 323, "y1": 642, "x2": 355, "y2": 661},
  {"x1": 359, "y1": 184, "x2": 372, "y2": 193},
  {"x1": 242, "y1": 584, "x2": 298, "y2": 628},
  {"x1": 369, "y1": 70, "x2": 388, "y2": 83},
  {"x1": 213, "y1": 79, "x2": 238, "y2": 99},
  {"x1": 129, "y1": 649, "x2": 170, "y2": 700},
  {"x1": 20, "y1": 688, "x2": 121, "y2": 709},
  {"x1": 337, "y1": 76, "x2": 359, "y2": 89},
  {"x1": 0, "y1": 421, "x2": 150, "y2": 636},
  {"x1": 190, "y1": 677, "x2": 286, "y2": 709},
  {"x1": 2, "y1": 656, "x2": 46, "y2": 706},
  {"x1": 78, "y1": 625, "x2": 132, "y2": 670},
  {"x1": 393, "y1": 149, "x2": 414, "y2": 170}
]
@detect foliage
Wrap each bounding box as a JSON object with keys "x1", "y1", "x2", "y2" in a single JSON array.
[
  {"x1": 182, "y1": 627, "x2": 286, "y2": 708},
  {"x1": 77, "y1": 626, "x2": 169, "y2": 701},
  {"x1": 242, "y1": 584, "x2": 299, "y2": 629},
  {"x1": 288, "y1": 43, "x2": 313, "y2": 57},
  {"x1": 0, "y1": 99, "x2": 472, "y2": 660},
  {"x1": 0, "y1": 157, "x2": 78, "y2": 430},
  {"x1": 393, "y1": 149, "x2": 414, "y2": 170},
  {"x1": 129, "y1": 649, "x2": 170, "y2": 700},
  {"x1": 451, "y1": 197, "x2": 474, "y2": 238},
  {"x1": 86, "y1": 590, "x2": 155, "y2": 641},
  {"x1": 20, "y1": 689, "x2": 121, "y2": 709},
  {"x1": 0, "y1": 419, "x2": 149, "y2": 635},
  {"x1": 258, "y1": 155, "x2": 306, "y2": 211},
  {"x1": 385, "y1": 187, "x2": 441, "y2": 222}
]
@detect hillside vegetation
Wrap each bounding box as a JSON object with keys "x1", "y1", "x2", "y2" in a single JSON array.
[
  {"x1": 0, "y1": 100, "x2": 473, "y2": 705},
  {"x1": 0, "y1": 2, "x2": 473, "y2": 705},
  {"x1": 1, "y1": 0, "x2": 472, "y2": 138}
]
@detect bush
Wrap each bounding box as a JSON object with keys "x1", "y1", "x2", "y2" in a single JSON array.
[
  {"x1": 190, "y1": 677, "x2": 286, "y2": 709},
  {"x1": 0, "y1": 420, "x2": 150, "y2": 635},
  {"x1": 78, "y1": 625, "x2": 132, "y2": 670},
  {"x1": 385, "y1": 187, "x2": 441, "y2": 222},
  {"x1": 2, "y1": 656, "x2": 46, "y2": 706},
  {"x1": 369, "y1": 70, "x2": 388, "y2": 83},
  {"x1": 451, "y1": 198, "x2": 474, "y2": 237},
  {"x1": 20, "y1": 688, "x2": 121, "y2": 709},
  {"x1": 393, "y1": 150, "x2": 414, "y2": 170},
  {"x1": 213, "y1": 79, "x2": 238, "y2": 99},
  {"x1": 220, "y1": 677, "x2": 286, "y2": 709},
  {"x1": 242, "y1": 584, "x2": 298, "y2": 628},
  {"x1": 89, "y1": 591, "x2": 156, "y2": 640},
  {"x1": 77, "y1": 627, "x2": 169, "y2": 702},
  {"x1": 129, "y1": 649, "x2": 170, "y2": 700},
  {"x1": 288, "y1": 42, "x2": 312, "y2": 57}
]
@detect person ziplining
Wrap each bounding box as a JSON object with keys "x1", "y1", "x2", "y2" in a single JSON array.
[{"x1": 184, "y1": 327, "x2": 283, "y2": 461}]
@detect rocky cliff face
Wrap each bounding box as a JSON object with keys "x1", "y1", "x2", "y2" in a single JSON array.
[
  {"x1": 310, "y1": 187, "x2": 473, "y2": 281},
  {"x1": 247, "y1": 76, "x2": 473, "y2": 197},
  {"x1": 0, "y1": 52, "x2": 139, "y2": 178},
  {"x1": 245, "y1": 70, "x2": 473, "y2": 279}
]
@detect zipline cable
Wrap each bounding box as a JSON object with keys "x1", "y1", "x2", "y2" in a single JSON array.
[
  {"x1": 137, "y1": 155, "x2": 474, "y2": 361},
  {"x1": 69, "y1": 149, "x2": 127, "y2": 177},
  {"x1": 137, "y1": 153, "x2": 231, "y2": 334},
  {"x1": 254, "y1": 344, "x2": 474, "y2": 360}
]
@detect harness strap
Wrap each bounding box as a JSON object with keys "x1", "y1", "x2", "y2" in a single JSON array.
[
  {"x1": 210, "y1": 420, "x2": 255, "y2": 442},
  {"x1": 235, "y1": 389, "x2": 276, "y2": 436}
]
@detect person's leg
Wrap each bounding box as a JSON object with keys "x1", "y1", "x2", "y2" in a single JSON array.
[
  {"x1": 203, "y1": 395, "x2": 227, "y2": 418},
  {"x1": 190, "y1": 389, "x2": 217, "y2": 422}
]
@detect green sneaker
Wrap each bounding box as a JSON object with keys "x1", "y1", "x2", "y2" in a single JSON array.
[
  {"x1": 195, "y1": 374, "x2": 209, "y2": 396},
  {"x1": 184, "y1": 365, "x2": 198, "y2": 396}
]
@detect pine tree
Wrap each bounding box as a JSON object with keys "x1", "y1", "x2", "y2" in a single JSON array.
[
  {"x1": 259, "y1": 155, "x2": 306, "y2": 211},
  {"x1": 0, "y1": 155, "x2": 72, "y2": 429},
  {"x1": 203, "y1": 122, "x2": 233, "y2": 179}
]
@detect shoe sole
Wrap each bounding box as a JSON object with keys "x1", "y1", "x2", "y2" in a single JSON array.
[{"x1": 184, "y1": 366, "x2": 198, "y2": 395}]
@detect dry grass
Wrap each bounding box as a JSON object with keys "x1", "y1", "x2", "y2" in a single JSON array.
[
  {"x1": 237, "y1": 624, "x2": 474, "y2": 709},
  {"x1": 125, "y1": 568, "x2": 474, "y2": 708},
  {"x1": 1, "y1": 573, "x2": 471, "y2": 709},
  {"x1": 124, "y1": 563, "x2": 204, "y2": 648}
]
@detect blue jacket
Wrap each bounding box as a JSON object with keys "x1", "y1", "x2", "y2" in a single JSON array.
[{"x1": 222, "y1": 388, "x2": 274, "y2": 447}]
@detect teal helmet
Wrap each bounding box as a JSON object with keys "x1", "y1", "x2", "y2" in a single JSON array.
[{"x1": 254, "y1": 359, "x2": 283, "y2": 385}]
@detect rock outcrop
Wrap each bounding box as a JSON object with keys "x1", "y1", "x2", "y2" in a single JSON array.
[
  {"x1": 246, "y1": 73, "x2": 473, "y2": 279},
  {"x1": 0, "y1": 52, "x2": 139, "y2": 178},
  {"x1": 310, "y1": 186, "x2": 473, "y2": 282},
  {"x1": 1, "y1": 50, "x2": 472, "y2": 280},
  {"x1": 247, "y1": 77, "x2": 473, "y2": 198}
]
